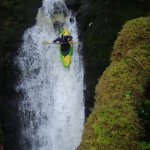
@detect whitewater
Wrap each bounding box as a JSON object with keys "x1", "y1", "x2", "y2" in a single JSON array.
[{"x1": 16, "y1": 0, "x2": 84, "y2": 150}]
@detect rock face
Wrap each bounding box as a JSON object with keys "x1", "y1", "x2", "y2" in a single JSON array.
[
  {"x1": 65, "y1": 0, "x2": 81, "y2": 10},
  {"x1": 76, "y1": 0, "x2": 150, "y2": 117},
  {"x1": 78, "y1": 16, "x2": 150, "y2": 150},
  {"x1": 0, "y1": 0, "x2": 42, "y2": 148},
  {"x1": 0, "y1": 145, "x2": 3, "y2": 150}
]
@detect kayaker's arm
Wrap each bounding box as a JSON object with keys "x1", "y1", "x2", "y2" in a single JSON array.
[{"x1": 53, "y1": 38, "x2": 61, "y2": 43}]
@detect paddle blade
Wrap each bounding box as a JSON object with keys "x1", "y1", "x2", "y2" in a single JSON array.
[{"x1": 42, "y1": 41, "x2": 50, "y2": 45}]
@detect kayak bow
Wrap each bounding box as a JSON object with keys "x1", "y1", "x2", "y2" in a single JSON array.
[{"x1": 60, "y1": 28, "x2": 73, "y2": 68}]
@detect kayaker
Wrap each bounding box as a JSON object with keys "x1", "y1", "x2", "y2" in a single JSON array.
[
  {"x1": 53, "y1": 34, "x2": 72, "y2": 43},
  {"x1": 53, "y1": 34, "x2": 73, "y2": 54}
]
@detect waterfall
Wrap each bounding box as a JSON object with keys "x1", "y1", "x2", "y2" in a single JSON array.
[{"x1": 16, "y1": 0, "x2": 84, "y2": 150}]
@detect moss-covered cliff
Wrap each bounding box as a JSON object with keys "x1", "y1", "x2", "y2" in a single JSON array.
[
  {"x1": 77, "y1": 0, "x2": 150, "y2": 117},
  {"x1": 78, "y1": 17, "x2": 150, "y2": 150}
]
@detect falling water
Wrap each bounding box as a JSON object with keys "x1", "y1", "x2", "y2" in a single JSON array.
[{"x1": 16, "y1": 0, "x2": 84, "y2": 150}]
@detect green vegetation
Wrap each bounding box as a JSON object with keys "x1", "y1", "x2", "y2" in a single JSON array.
[
  {"x1": 77, "y1": 0, "x2": 150, "y2": 116},
  {"x1": 78, "y1": 17, "x2": 150, "y2": 150},
  {"x1": 139, "y1": 98, "x2": 150, "y2": 150},
  {"x1": 139, "y1": 141, "x2": 150, "y2": 150}
]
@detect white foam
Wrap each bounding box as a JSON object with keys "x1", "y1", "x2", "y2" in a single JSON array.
[{"x1": 16, "y1": 0, "x2": 84, "y2": 150}]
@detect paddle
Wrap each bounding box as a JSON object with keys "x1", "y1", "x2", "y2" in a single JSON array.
[{"x1": 42, "y1": 41, "x2": 81, "y2": 45}]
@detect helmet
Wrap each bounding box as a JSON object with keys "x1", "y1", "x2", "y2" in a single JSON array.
[{"x1": 63, "y1": 28, "x2": 70, "y2": 36}]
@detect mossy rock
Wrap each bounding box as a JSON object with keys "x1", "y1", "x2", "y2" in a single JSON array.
[
  {"x1": 78, "y1": 17, "x2": 150, "y2": 150},
  {"x1": 112, "y1": 17, "x2": 150, "y2": 62},
  {"x1": 76, "y1": 0, "x2": 150, "y2": 117}
]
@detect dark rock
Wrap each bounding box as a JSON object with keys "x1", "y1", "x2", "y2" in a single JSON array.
[
  {"x1": 0, "y1": 0, "x2": 42, "y2": 149},
  {"x1": 76, "y1": 0, "x2": 150, "y2": 118},
  {"x1": 65, "y1": 0, "x2": 81, "y2": 10}
]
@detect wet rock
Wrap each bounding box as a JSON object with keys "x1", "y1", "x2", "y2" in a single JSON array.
[
  {"x1": 0, "y1": 0, "x2": 42, "y2": 149},
  {"x1": 65, "y1": 0, "x2": 81, "y2": 10},
  {"x1": 0, "y1": 145, "x2": 3, "y2": 150}
]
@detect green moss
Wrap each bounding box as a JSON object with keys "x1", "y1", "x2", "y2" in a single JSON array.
[
  {"x1": 77, "y1": 0, "x2": 150, "y2": 116},
  {"x1": 112, "y1": 17, "x2": 150, "y2": 62},
  {"x1": 78, "y1": 17, "x2": 150, "y2": 150},
  {"x1": 139, "y1": 141, "x2": 150, "y2": 150}
]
